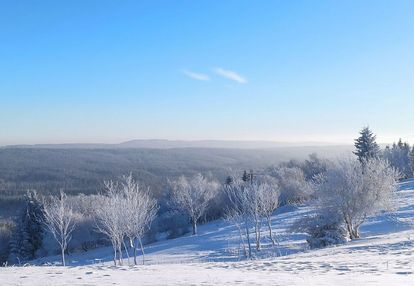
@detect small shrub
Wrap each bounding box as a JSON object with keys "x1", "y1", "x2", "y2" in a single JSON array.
[{"x1": 292, "y1": 215, "x2": 348, "y2": 249}]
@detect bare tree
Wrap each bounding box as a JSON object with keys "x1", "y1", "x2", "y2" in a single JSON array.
[
  {"x1": 316, "y1": 157, "x2": 399, "y2": 239},
  {"x1": 42, "y1": 191, "x2": 76, "y2": 266},
  {"x1": 226, "y1": 177, "x2": 281, "y2": 257},
  {"x1": 94, "y1": 181, "x2": 125, "y2": 266},
  {"x1": 121, "y1": 174, "x2": 158, "y2": 265},
  {"x1": 257, "y1": 178, "x2": 280, "y2": 246},
  {"x1": 224, "y1": 210, "x2": 247, "y2": 259},
  {"x1": 170, "y1": 174, "x2": 219, "y2": 235},
  {"x1": 225, "y1": 180, "x2": 255, "y2": 258}
]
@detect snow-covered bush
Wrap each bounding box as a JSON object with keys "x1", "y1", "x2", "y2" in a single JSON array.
[
  {"x1": 292, "y1": 215, "x2": 348, "y2": 249},
  {"x1": 272, "y1": 166, "x2": 313, "y2": 204}
]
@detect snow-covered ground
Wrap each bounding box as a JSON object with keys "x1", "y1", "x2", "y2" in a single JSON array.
[{"x1": 2, "y1": 180, "x2": 414, "y2": 285}]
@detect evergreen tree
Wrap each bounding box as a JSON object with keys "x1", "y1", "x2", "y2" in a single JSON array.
[
  {"x1": 225, "y1": 175, "x2": 233, "y2": 185},
  {"x1": 9, "y1": 190, "x2": 44, "y2": 263},
  {"x1": 242, "y1": 170, "x2": 249, "y2": 182},
  {"x1": 353, "y1": 127, "x2": 380, "y2": 163},
  {"x1": 248, "y1": 170, "x2": 254, "y2": 183},
  {"x1": 409, "y1": 146, "x2": 414, "y2": 176}
]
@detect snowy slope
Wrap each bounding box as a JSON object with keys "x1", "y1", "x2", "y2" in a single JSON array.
[{"x1": 2, "y1": 180, "x2": 414, "y2": 285}]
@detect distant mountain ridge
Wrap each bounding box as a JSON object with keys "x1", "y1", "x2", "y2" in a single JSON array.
[{"x1": 2, "y1": 139, "x2": 351, "y2": 150}]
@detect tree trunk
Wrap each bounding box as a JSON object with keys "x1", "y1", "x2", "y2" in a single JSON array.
[
  {"x1": 118, "y1": 244, "x2": 123, "y2": 265},
  {"x1": 350, "y1": 227, "x2": 360, "y2": 239},
  {"x1": 123, "y1": 240, "x2": 130, "y2": 265},
  {"x1": 344, "y1": 216, "x2": 354, "y2": 239},
  {"x1": 138, "y1": 237, "x2": 145, "y2": 265},
  {"x1": 113, "y1": 244, "x2": 117, "y2": 266},
  {"x1": 133, "y1": 238, "x2": 137, "y2": 265},
  {"x1": 245, "y1": 218, "x2": 252, "y2": 259},
  {"x1": 255, "y1": 220, "x2": 261, "y2": 251},
  {"x1": 236, "y1": 225, "x2": 247, "y2": 258},
  {"x1": 267, "y1": 218, "x2": 276, "y2": 246},
  {"x1": 192, "y1": 220, "x2": 197, "y2": 235},
  {"x1": 61, "y1": 247, "x2": 65, "y2": 266},
  {"x1": 267, "y1": 218, "x2": 282, "y2": 256}
]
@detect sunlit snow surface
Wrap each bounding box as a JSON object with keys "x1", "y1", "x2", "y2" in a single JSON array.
[{"x1": 2, "y1": 180, "x2": 414, "y2": 285}]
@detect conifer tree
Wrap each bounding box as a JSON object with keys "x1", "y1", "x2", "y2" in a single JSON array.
[
  {"x1": 242, "y1": 170, "x2": 249, "y2": 182},
  {"x1": 225, "y1": 175, "x2": 233, "y2": 185},
  {"x1": 353, "y1": 127, "x2": 380, "y2": 163},
  {"x1": 410, "y1": 146, "x2": 414, "y2": 175},
  {"x1": 9, "y1": 190, "x2": 44, "y2": 263}
]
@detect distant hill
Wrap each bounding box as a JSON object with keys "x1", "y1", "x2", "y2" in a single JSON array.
[{"x1": 2, "y1": 139, "x2": 351, "y2": 150}]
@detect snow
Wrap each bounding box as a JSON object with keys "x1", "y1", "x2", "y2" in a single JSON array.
[{"x1": 2, "y1": 180, "x2": 414, "y2": 285}]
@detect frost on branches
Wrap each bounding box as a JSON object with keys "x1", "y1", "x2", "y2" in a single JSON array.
[
  {"x1": 225, "y1": 177, "x2": 280, "y2": 258},
  {"x1": 42, "y1": 191, "x2": 76, "y2": 266},
  {"x1": 94, "y1": 174, "x2": 158, "y2": 266},
  {"x1": 170, "y1": 174, "x2": 219, "y2": 235},
  {"x1": 295, "y1": 158, "x2": 399, "y2": 248}
]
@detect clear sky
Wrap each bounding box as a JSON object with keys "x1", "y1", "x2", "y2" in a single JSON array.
[{"x1": 1, "y1": 0, "x2": 413, "y2": 145}]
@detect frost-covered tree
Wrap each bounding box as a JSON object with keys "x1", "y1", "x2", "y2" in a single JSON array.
[
  {"x1": 316, "y1": 158, "x2": 398, "y2": 239},
  {"x1": 410, "y1": 146, "x2": 414, "y2": 174},
  {"x1": 121, "y1": 174, "x2": 158, "y2": 265},
  {"x1": 94, "y1": 181, "x2": 125, "y2": 266},
  {"x1": 250, "y1": 182, "x2": 263, "y2": 251},
  {"x1": 225, "y1": 177, "x2": 280, "y2": 256},
  {"x1": 250, "y1": 178, "x2": 280, "y2": 251},
  {"x1": 224, "y1": 209, "x2": 248, "y2": 258},
  {"x1": 272, "y1": 166, "x2": 313, "y2": 204},
  {"x1": 9, "y1": 190, "x2": 44, "y2": 264},
  {"x1": 225, "y1": 180, "x2": 255, "y2": 258},
  {"x1": 0, "y1": 220, "x2": 13, "y2": 265},
  {"x1": 354, "y1": 127, "x2": 380, "y2": 163},
  {"x1": 302, "y1": 153, "x2": 329, "y2": 181},
  {"x1": 43, "y1": 191, "x2": 76, "y2": 266},
  {"x1": 383, "y1": 139, "x2": 412, "y2": 179},
  {"x1": 170, "y1": 174, "x2": 219, "y2": 235},
  {"x1": 256, "y1": 178, "x2": 280, "y2": 246},
  {"x1": 95, "y1": 175, "x2": 158, "y2": 266}
]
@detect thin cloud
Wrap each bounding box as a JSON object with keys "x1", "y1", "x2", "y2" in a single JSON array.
[
  {"x1": 181, "y1": 69, "x2": 210, "y2": 81},
  {"x1": 213, "y1": 67, "x2": 247, "y2": 84}
]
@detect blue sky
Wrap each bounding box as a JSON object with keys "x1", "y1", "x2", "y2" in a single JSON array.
[{"x1": 1, "y1": 1, "x2": 413, "y2": 145}]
